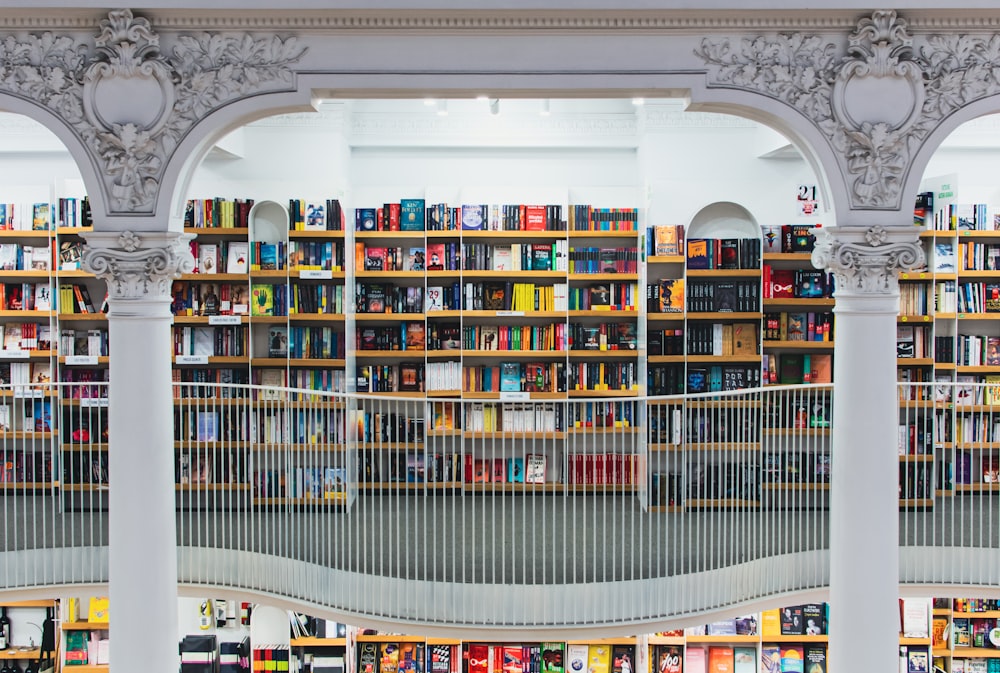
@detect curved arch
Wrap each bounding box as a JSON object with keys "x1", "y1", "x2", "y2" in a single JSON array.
[
  {"x1": 905, "y1": 94, "x2": 1000, "y2": 211},
  {"x1": 684, "y1": 86, "x2": 851, "y2": 225},
  {"x1": 686, "y1": 201, "x2": 760, "y2": 240},
  {"x1": 0, "y1": 93, "x2": 106, "y2": 218},
  {"x1": 153, "y1": 87, "x2": 318, "y2": 231}
]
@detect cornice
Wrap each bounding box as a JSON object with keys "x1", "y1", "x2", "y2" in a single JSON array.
[{"x1": 8, "y1": 9, "x2": 1000, "y2": 34}]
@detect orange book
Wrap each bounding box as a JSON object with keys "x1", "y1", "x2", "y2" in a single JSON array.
[{"x1": 707, "y1": 647, "x2": 733, "y2": 673}]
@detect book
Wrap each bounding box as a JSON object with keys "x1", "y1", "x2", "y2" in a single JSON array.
[
  {"x1": 658, "y1": 278, "x2": 685, "y2": 312},
  {"x1": 461, "y1": 204, "x2": 486, "y2": 230},
  {"x1": 227, "y1": 242, "x2": 249, "y2": 274},
  {"x1": 804, "y1": 647, "x2": 826, "y2": 673},
  {"x1": 934, "y1": 241, "x2": 956, "y2": 272},
  {"x1": 611, "y1": 646, "x2": 634, "y2": 673},
  {"x1": 507, "y1": 457, "x2": 525, "y2": 483},
  {"x1": 407, "y1": 247, "x2": 426, "y2": 271},
  {"x1": 732, "y1": 648, "x2": 754, "y2": 673},
  {"x1": 251, "y1": 284, "x2": 274, "y2": 316},
  {"x1": 268, "y1": 326, "x2": 288, "y2": 358},
  {"x1": 760, "y1": 646, "x2": 780, "y2": 673},
  {"x1": 305, "y1": 202, "x2": 326, "y2": 230},
  {"x1": 196, "y1": 410, "x2": 218, "y2": 441},
  {"x1": 400, "y1": 199, "x2": 425, "y2": 231},
  {"x1": 655, "y1": 646, "x2": 682, "y2": 673},
  {"x1": 427, "y1": 243, "x2": 445, "y2": 270},
  {"x1": 197, "y1": 243, "x2": 218, "y2": 274},
  {"x1": 588, "y1": 645, "x2": 611, "y2": 673},
  {"x1": 500, "y1": 362, "x2": 521, "y2": 392},
  {"x1": 706, "y1": 646, "x2": 732, "y2": 673},
  {"x1": 525, "y1": 454, "x2": 546, "y2": 483},
  {"x1": 779, "y1": 646, "x2": 803, "y2": 673},
  {"x1": 541, "y1": 644, "x2": 565, "y2": 673},
  {"x1": 653, "y1": 224, "x2": 683, "y2": 256},
  {"x1": 566, "y1": 646, "x2": 588, "y2": 673}
]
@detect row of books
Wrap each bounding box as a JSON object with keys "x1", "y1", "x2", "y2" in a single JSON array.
[
  {"x1": 1, "y1": 322, "x2": 49, "y2": 352},
  {"x1": 900, "y1": 283, "x2": 931, "y2": 315},
  {"x1": 171, "y1": 325, "x2": 248, "y2": 358},
  {"x1": 356, "y1": 363, "x2": 425, "y2": 393},
  {"x1": 686, "y1": 237, "x2": 762, "y2": 270},
  {"x1": 173, "y1": 281, "x2": 248, "y2": 316},
  {"x1": 648, "y1": 363, "x2": 684, "y2": 395},
  {"x1": 760, "y1": 224, "x2": 819, "y2": 254},
  {"x1": 762, "y1": 267, "x2": 830, "y2": 300},
  {"x1": 763, "y1": 312, "x2": 834, "y2": 342},
  {"x1": 462, "y1": 362, "x2": 566, "y2": 394},
  {"x1": 59, "y1": 328, "x2": 107, "y2": 357},
  {"x1": 567, "y1": 246, "x2": 638, "y2": 274},
  {"x1": 957, "y1": 281, "x2": 1000, "y2": 313},
  {"x1": 686, "y1": 365, "x2": 762, "y2": 393},
  {"x1": 762, "y1": 452, "x2": 831, "y2": 484},
  {"x1": 570, "y1": 321, "x2": 637, "y2": 350},
  {"x1": 355, "y1": 201, "x2": 569, "y2": 232},
  {"x1": 687, "y1": 279, "x2": 761, "y2": 313},
  {"x1": 252, "y1": 466, "x2": 347, "y2": 499},
  {"x1": 184, "y1": 197, "x2": 256, "y2": 229},
  {"x1": 567, "y1": 361, "x2": 639, "y2": 391},
  {"x1": 465, "y1": 402, "x2": 565, "y2": 433},
  {"x1": 358, "y1": 323, "x2": 426, "y2": 352},
  {"x1": 0, "y1": 243, "x2": 50, "y2": 271},
  {"x1": 565, "y1": 452, "x2": 640, "y2": 485},
  {"x1": 0, "y1": 449, "x2": 53, "y2": 482},
  {"x1": 0, "y1": 202, "x2": 54, "y2": 231},
  {"x1": 288, "y1": 198, "x2": 345, "y2": 231},
  {"x1": 463, "y1": 323, "x2": 567, "y2": 351},
  {"x1": 648, "y1": 328, "x2": 684, "y2": 356},
  {"x1": 958, "y1": 241, "x2": 1000, "y2": 271},
  {"x1": 566, "y1": 282, "x2": 638, "y2": 311},
  {"x1": 685, "y1": 323, "x2": 758, "y2": 357},
  {"x1": 0, "y1": 282, "x2": 51, "y2": 311},
  {"x1": 685, "y1": 408, "x2": 758, "y2": 443},
  {"x1": 762, "y1": 353, "x2": 832, "y2": 385},
  {"x1": 357, "y1": 283, "x2": 425, "y2": 314},
  {"x1": 57, "y1": 282, "x2": 100, "y2": 314},
  {"x1": 956, "y1": 333, "x2": 1000, "y2": 366}
]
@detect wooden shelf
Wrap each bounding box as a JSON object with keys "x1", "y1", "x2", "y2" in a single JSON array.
[
  {"x1": 567, "y1": 309, "x2": 639, "y2": 317},
  {"x1": 184, "y1": 226, "x2": 250, "y2": 236},
  {"x1": 462, "y1": 431, "x2": 565, "y2": 440},
  {"x1": 357, "y1": 270, "x2": 426, "y2": 278},
  {"x1": 763, "y1": 340, "x2": 834, "y2": 349},
  {"x1": 0, "y1": 230, "x2": 52, "y2": 239},
  {"x1": 63, "y1": 621, "x2": 109, "y2": 630},
  {"x1": 686, "y1": 312, "x2": 762, "y2": 320},
  {"x1": 898, "y1": 314, "x2": 933, "y2": 323},
  {"x1": 172, "y1": 356, "x2": 249, "y2": 365},
  {"x1": 459, "y1": 310, "x2": 566, "y2": 318},
  {"x1": 959, "y1": 270, "x2": 1000, "y2": 278},
  {"x1": 462, "y1": 270, "x2": 565, "y2": 279},
  {"x1": 60, "y1": 666, "x2": 108, "y2": 672},
  {"x1": 0, "y1": 599, "x2": 55, "y2": 607},
  {"x1": 173, "y1": 315, "x2": 249, "y2": 325},
  {"x1": 289, "y1": 269, "x2": 345, "y2": 279},
  {"x1": 685, "y1": 442, "x2": 760, "y2": 452},
  {"x1": 567, "y1": 389, "x2": 637, "y2": 397},
  {"x1": 685, "y1": 635, "x2": 761, "y2": 644},
  {"x1": 685, "y1": 269, "x2": 759, "y2": 278},
  {"x1": 460, "y1": 391, "x2": 565, "y2": 400},
  {"x1": 763, "y1": 252, "x2": 814, "y2": 262},
  {"x1": 287, "y1": 230, "x2": 345, "y2": 239},
  {"x1": 567, "y1": 230, "x2": 639, "y2": 238},
  {"x1": 760, "y1": 482, "x2": 830, "y2": 491},
  {"x1": 763, "y1": 298, "x2": 835, "y2": 307},
  {"x1": 762, "y1": 427, "x2": 830, "y2": 436},
  {"x1": 569, "y1": 350, "x2": 638, "y2": 358},
  {"x1": 0, "y1": 310, "x2": 53, "y2": 319},
  {"x1": 460, "y1": 230, "x2": 566, "y2": 239},
  {"x1": 951, "y1": 648, "x2": 1000, "y2": 658},
  {"x1": 179, "y1": 272, "x2": 248, "y2": 282},
  {"x1": 461, "y1": 349, "x2": 567, "y2": 358},
  {"x1": 175, "y1": 483, "x2": 252, "y2": 492},
  {"x1": 0, "y1": 648, "x2": 44, "y2": 660},
  {"x1": 290, "y1": 637, "x2": 347, "y2": 646},
  {"x1": 647, "y1": 355, "x2": 686, "y2": 363},
  {"x1": 899, "y1": 454, "x2": 934, "y2": 462},
  {"x1": 567, "y1": 273, "x2": 639, "y2": 281},
  {"x1": 648, "y1": 505, "x2": 684, "y2": 513},
  {"x1": 354, "y1": 231, "x2": 428, "y2": 240},
  {"x1": 685, "y1": 355, "x2": 762, "y2": 364},
  {"x1": 355, "y1": 351, "x2": 425, "y2": 359},
  {"x1": 288, "y1": 313, "x2": 346, "y2": 323},
  {"x1": 355, "y1": 313, "x2": 425, "y2": 321},
  {"x1": 956, "y1": 313, "x2": 1000, "y2": 320},
  {"x1": 647, "y1": 255, "x2": 684, "y2": 264},
  {"x1": 897, "y1": 358, "x2": 935, "y2": 366},
  {"x1": 761, "y1": 635, "x2": 830, "y2": 643},
  {"x1": 686, "y1": 499, "x2": 759, "y2": 509},
  {"x1": 953, "y1": 610, "x2": 1000, "y2": 618}
]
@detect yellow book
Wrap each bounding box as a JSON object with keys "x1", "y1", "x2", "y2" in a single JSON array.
[
  {"x1": 761, "y1": 609, "x2": 781, "y2": 636},
  {"x1": 588, "y1": 645, "x2": 611, "y2": 673}
]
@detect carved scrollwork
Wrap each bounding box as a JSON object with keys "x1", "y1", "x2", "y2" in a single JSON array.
[
  {"x1": 811, "y1": 226, "x2": 924, "y2": 295},
  {"x1": 0, "y1": 9, "x2": 307, "y2": 214},
  {"x1": 82, "y1": 231, "x2": 194, "y2": 302},
  {"x1": 696, "y1": 10, "x2": 1000, "y2": 211}
]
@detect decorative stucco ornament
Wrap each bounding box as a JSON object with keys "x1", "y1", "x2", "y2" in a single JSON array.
[
  {"x1": 696, "y1": 10, "x2": 1000, "y2": 211},
  {"x1": 811, "y1": 226, "x2": 924, "y2": 295},
  {"x1": 0, "y1": 9, "x2": 306, "y2": 214},
  {"x1": 83, "y1": 230, "x2": 195, "y2": 301}
]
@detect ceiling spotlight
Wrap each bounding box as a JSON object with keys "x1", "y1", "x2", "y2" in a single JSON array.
[
  {"x1": 437, "y1": 100, "x2": 448, "y2": 116},
  {"x1": 489, "y1": 98, "x2": 500, "y2": 116},
  {"x1": 540, "y1": 99, "x2": 551, "y2": 116},
  {"x1": 632, "y1": 97, "x2": 645, "y2": 106},
  {"x1": 424, "y1": 98, "x2": 436, "y2": 106}
]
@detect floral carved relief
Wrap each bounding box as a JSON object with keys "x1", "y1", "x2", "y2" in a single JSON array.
[{"x1": 0, "y1": 9, "x2": 306, "y2": 214}]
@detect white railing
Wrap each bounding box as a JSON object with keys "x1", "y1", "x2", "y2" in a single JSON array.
[{"x1": 0, "y1": 380, "x2": 994, "y2": 629}]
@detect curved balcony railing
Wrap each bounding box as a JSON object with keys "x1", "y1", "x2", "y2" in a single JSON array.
[{"x1": 0, "y1": 380, "x2": 996, "y2": 631}]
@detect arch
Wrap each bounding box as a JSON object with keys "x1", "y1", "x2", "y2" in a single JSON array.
[
  {"x1": 686, "y1": 201, "x2": 760, "y2": 240},
  {"x1": 0, "y1": 92, "x2": 106, "y2": 220},
  {"x1": 684, "y1": 85, "x2": 848, "y2": 226},
  {"x1": 905, "y1": 93, "x2": 1000, "y2": 214}
]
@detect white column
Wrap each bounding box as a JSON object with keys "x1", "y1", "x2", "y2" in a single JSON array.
[
  {"x1": 812, "y1": 225, "x2": 923, "y2": 673},
  {"x1": 83, "y1": 230, "x2": 194, "y2": 673}
]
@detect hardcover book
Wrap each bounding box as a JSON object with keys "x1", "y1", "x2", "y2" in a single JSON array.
[
  {"x1": 655, "y1": 646, "x2": 682, "y2": 673},
  {"x1": 525, "y1": 454, "x2": 547, "y2": 483},
  {"x1": 500, "y1": 362, "x2": 521, "y2": 392},
  {"x1": 304, "y1": 202, "x2": 326, "y2": 230},
  {"x1": 653, "y1": 224, "x2": 683, "y2": 257},
  {"x1": 427, "y1": 243, "x2": 446, "y2": 271},
  {"x1": 658, "y1": 278, "x2": 684, "y2": 312},
  {"x1": 226, "y1": 242, "x2": 249, "y2": 274},
  {"x1": 407, "y1": 247, "x2": 426, "y2": 271},
  {"x1": 461, "y1": 204, "x2": 486, "y2": 230},
  {"x1": 541, "y1": 643, "x2": 565, "y2": 673},
  {"x1": 400, "y1": 199, "x2": 425, "y2": 231},
  {"x1": 686, "y1": 238, "x2": 712, "y2": 269}
]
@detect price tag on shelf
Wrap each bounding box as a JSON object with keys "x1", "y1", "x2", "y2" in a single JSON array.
[
  {"x1": 0, "y1": 350, "x2": 29, "y2": 359},
  {"x1": 299, "y1": 269, "x2": 333, "y2": 280},
  {"x1": 496, "y1": 311, "x2": 525, "y2": 317},
  {"x1": 176, "y1": 354, "x2": 209, "y2": 365},
  {"x1": 65, "y1": 355, "x2": 99, "y2": 366},
  {"x1": 13, "y1": 388, "x2": 44, "y2": 398},
  {"x1": 208, "y1": 315, "x2": 241, "y2": 326},
  {"x1": 499, "y1": 391, "x2": 530, "y2": 401},
  {"x1": 81, "y1": 397, "x2": 110, "y2": 408},
  {"x1": 233, "y1": 305, "x2": 249, "y2": 314}
]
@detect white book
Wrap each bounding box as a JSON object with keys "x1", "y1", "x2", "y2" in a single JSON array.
[
  {"x1": 193, "y1": 327, "x2": 214, "y2": 356},
  {"x1": 426, "y1": 286, "x2": 444, "y2": 312},
  {"x1": 197, "y1": 243, "x2": 218, "y2": 274},
  {"x1": 226, "y1": 241, "x2": 249, "y2": 274},
  {"x1": 0, "y1": 405, "x2": 10, "y2": 431},
  {"x1": 87, "y1": 329, "x2": 103, "y2": 356},
  {"x1": 492, "y1": 245, "x2": 513, "y2": 271}
]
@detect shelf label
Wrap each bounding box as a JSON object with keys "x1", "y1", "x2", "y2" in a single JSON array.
[
  {"x1": 176, "y1": 354, "x2": 209, "y2": 365},
  {"x1": 13, "y1": 388, "x2": 44, "y2": 398},
  {"x1": 0, "y1": 350, "x2": 29, "y2": 359},
  {"x1": 81, "y1": 397, "x2": 110, "y2": 408},
  {"x1": 65, "y1": 355, "x2": 98, "y2": 366},
  {"x1": 500, "y1": 391, "x2": 530, "y2": 401},
  {"x1": 208, "y1": 315, "x2": 241, "y2": 326},
  {"x1": 299, "y1": 269, "x2": 333, "y2": 280},
  {"x1": 233, "y1": 304, "x2": 249, "y2": 314},
  {"x1": 496, "y1": 311, "x2": 525, "y2": 317}
]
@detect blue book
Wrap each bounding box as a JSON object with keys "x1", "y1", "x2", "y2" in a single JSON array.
[
  {"x1": 500, "y1": 362, "x2": 521, "y2": 392},
  {"x1": 400, "y1": 199, "x2": 425, "y2": 231}
]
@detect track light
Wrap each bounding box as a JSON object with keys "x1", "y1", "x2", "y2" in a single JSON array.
[
  {"x1": 436, "y1": 100, "x2": 448, "y2": 116},
  {"x1": 489, "y1": 98, "x2": 500, "y2": 116},
  {"x1": 540, "y1": 99, "x2": 551, "y2": 116}
]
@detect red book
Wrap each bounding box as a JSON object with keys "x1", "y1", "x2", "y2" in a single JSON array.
[
  {"x1": 525, "y1": 205, "x2": 547, "y2": 231},
  {"x1": 388, "y1": 202, "x2": 401, "y2": 230},
  {"x1": 468, "y1": 645, "x2": 490, "y2": 673}
]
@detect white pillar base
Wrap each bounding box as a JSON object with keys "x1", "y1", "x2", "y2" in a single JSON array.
[
  {"x1": 84, "y1": 231, "x2": 194, "y2": 673},
  {"x1": 813, "y1": 225, "x2": 923, "y2": 673}
]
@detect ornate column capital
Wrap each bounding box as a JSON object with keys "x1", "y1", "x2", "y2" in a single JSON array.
[
  {"x1": 811, "y1": 225, "x2": 924, "y2": 299},
  {"x1": 81, "y1": 230, "x2": 194, "y2": 313}
]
